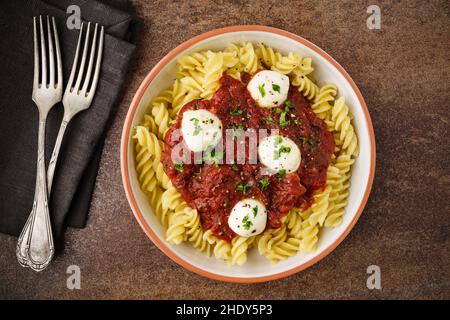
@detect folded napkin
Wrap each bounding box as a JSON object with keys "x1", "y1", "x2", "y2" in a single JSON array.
[{"x1": 0, "y1": 0, "x2": 140, "y2": 239}]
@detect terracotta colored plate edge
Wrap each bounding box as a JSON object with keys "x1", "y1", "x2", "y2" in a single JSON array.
[{"x1": 120, "y1": 25, "x2": 376, "y2": 283}]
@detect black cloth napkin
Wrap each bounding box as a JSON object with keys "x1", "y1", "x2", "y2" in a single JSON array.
[{"x1": 0, "y1": 0, "x2": 140, "y2": 239}]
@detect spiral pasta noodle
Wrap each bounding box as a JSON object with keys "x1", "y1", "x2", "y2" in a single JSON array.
[
  {"x1": 230, "y1": 236, "x2": 252, "y2": 265},
  {"x1": 161, "y1": 182, "x2": 184, "y2": 212},
  {"x1": 166, "y1": 209, "x2": 189, "y2": 245},
  {"x1": 332, "y1": 97, "x2": 359, "y2": 157},
  {"x1": 311, "y1": 84, "x2": 338, "y2": 119},
  {"x1": 272, "y1": 52, "x2": 303, "y2": 74},
  {"x1": 238, "y1": 42, "x2": 260, "y2": 74},
  {"x1": 309, "y1": 185, "x2": 332, "y2": 227},
  {"x1": 299, "y1": 208, "x2": 319, "y2": 252},
  {"x1": 256, "y1": 43, "x2": 282, "y2": 68},
  {"x1": 291, "y1": 71, "x2": 320, "y2": 100},
  {"x1": 265, "y1": 238, "x2": 301, "y2": 263},
  {"x1": 133, "y1": 126, "x2": 160, "y2": 193}
]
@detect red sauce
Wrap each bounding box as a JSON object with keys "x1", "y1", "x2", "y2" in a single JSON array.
[{"x1": 162, "y1": 75, "x2": 334, "y2": 241}]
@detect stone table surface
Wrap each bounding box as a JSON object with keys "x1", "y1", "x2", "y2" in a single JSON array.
[{"x1": 1, "y1": 0, "x2": 449, "y2": 299}]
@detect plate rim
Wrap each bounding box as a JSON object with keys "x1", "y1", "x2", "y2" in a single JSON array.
[{"x1": 120, "y1": 25, "x2": 376, "y2": 283}]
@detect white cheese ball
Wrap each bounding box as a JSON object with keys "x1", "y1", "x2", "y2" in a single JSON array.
[
  {"x1": 228, "y1": 198, "x2": 267, "y2": 237},
  {"x1": 247, "y1": 70, "x2": 290, "y2": 108},
  {"x1": 181, "y1": 109, "x2": 222, "y2": 152},
  {"x1": 258, "y1": 135, "x2": 301, "y2": 174}
]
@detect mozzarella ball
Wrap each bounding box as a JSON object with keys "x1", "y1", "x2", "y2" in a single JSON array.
[
  {"x1": 228, "y1": 198, "x2": 267, "y2": 237},
  {"x1": 247, "y1": 70, "x2": 290, "y2": 108},
  {"x1": 181, "y1": 109, "x2": 222, "y2": 152},
  {"x1": 258, "y1": 135, "x2": 301, "y2": 174}
]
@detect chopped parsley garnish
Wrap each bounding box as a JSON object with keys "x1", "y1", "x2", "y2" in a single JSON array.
[
  {"x1": 278, "y1": 100, "x2": 292, "y2": 129},
  {"x1": 230, "y1": 107, "x2": 243, "y2": 116},
  {"x1": 276, "y1": 169, "x2": 287, "y2": 180},
  {"x1": 242, "y1": 215, "x2": 253, "y2": 230},
  {"x1": 264, "y1": 116, "x2": 273, "y2": 124},
  {"x1": 300, "y1": 135, "x2": 320, "y2": 149},
  {"x1": 258, "y1": 177, "x2": 271, "y2": 191},
  {"x1": 279, "y1": 110, "x2": 290, "y2": 128},
  {"x1": 299, "y1": 136, "x2": 310, "y2": 145},
  {"x1": 203, "y1": 149, "x2": 223, "y2": 167},
  {"x1": 190, "y1": 118, "x2": 202, "y2": 136},
  {"x1": 284, "y1": 100, "x2": 292, "y2": 109},
  {"x1": 229, "y1": 123, "x2": 244, "y2": 139},
  {"x1": 174, "y1": 163, "x2": 184, "y2": 173},
  {"x1": 252, "y1": 206, "x2": 258, "y2": 217},
  {"x1": 236, "y1": 182, "x2": 252, "y2": 194},
  {"x1": 274, "y1": 136, "x2": 283, "y2": 145},
  {"x1": 231, "y1": 164, "x2": 239, "y2": 172},
  {"x1": 272, "y1": 83, "x2": 280, "y2": 93},
  {"x1": 274, "y1": 145, "x2": 291, "y2": 160},
  {"x1": 258, "y1": 84, "x2": 266, "y2": 97}
]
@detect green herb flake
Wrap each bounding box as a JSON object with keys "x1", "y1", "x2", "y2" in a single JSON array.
[
  {"x1": 264, "y1": 116, "x2": 273, "y2": 124},
  {"x1": 242, "y1": 215, "x2": 253, "y2": 230},
  {"x1": 252, "y1": 206, "x2": 258, "y2": 218},
  {"x1": 299, "y1": 136, "x2": 310, "y2": 145},
  {"x1": 203, "y1": 149, "x2": 224, "y2": 167},
  {"x1": 279, "y1": 111, "x2": 290, "y2": 129},
  {"x1": 229, "y1": 123, "x2": 244, "y2": 139},
  {"x1": 231, "y1": 164, "x2": 239, "y2": 172},
  {"x1": 258, "y1": 84, "x2": 266, "y2": 97},
  {"x1": 276, "y1": 169, "x2": 287, "y2": 180},
  {"x1": 236, "y1": 182, "x2": 252, "y2": 194},
  {"x1": 274, "y1": 145, "x2": 291, "y2": 160},
  {"x1": 300, "y1": 136, "x2": 321, "y2": 149},
  {"x1": 258, "y1": 177, "x2": 271, "y2": 191},
  {"x1": 230, "y1": 107, "x2": 243, "y2": 116},
  {"x1": 274, "y1": 136, "x2": 283, "y2": 145},
  {"x1": 190, "y1": 117, "x2": 202, "y2": 136},
  {"x1": 174, "y1": 163, "x2": 184, "y2": 173},
  {"x1": 284, "y1": 100, "x2": 292, "y2": 109},
  {"x1": 272, "y1": 83, "x2": 281, "y2": 93}
]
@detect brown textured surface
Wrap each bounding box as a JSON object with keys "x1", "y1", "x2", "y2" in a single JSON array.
[{"x1": 1, "y1": 0, "x2": 449, "y2": 299}]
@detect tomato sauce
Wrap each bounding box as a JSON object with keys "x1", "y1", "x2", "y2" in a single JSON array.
[{"x1": 162, "y1": 75, "x2": 334, "y2": 241}]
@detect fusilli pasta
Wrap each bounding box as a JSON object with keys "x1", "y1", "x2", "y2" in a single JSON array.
[{"x1": 133, "y1": 42, "x2": 359, "y2": 265}]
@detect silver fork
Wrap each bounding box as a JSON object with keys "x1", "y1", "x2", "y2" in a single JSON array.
[
  {"x1": 16, "y1": 20, "x2": 104, "y2": 272},
  {"x1": 46, "y1": 22, "x2": 104, "y2": 193},
  {"x1": 16, "y1": 16, "x2": 63, "y2": 271}
]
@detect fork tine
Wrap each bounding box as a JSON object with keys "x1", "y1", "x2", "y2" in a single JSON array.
[
  {"x1": 33, "y1": 17, "x2": 39, "y2": 90},
  {"x1": 81, "y1": 24, "x2": 98, "y2": 95},
  {"x1": 73, "y1": 22, "x2": 91, "y2": 92},
  {"x1": 66, "y1": 23, "x2": 84, "y2": 92},
  {"x1": 87, "y1": 26, "x2": 104, "y2": 100},
  {"x1": 52, "y1": 17, "x2": 63, "y2": 89},
  {"x1": 46, "y1": 16, "x2": 55, "y2": 88},
  {"x1": 39, "y1": 16, "x2": 47, "y2": 86},
  {"x1": 51, "y1": 17, "x2": 63, "y2": 90}
]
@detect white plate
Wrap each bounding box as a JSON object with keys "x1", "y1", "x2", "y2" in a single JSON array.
[{"x1": 121, "y1": 26, "x2": 376, "y2": 283}]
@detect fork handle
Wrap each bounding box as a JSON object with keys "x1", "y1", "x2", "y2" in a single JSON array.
[
  {"x1": 16, "y1": 115, "x2": 54, "y2": 271},
  {"x1": 47, "y1": 118, "x2": 69, "y2": 193}
]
